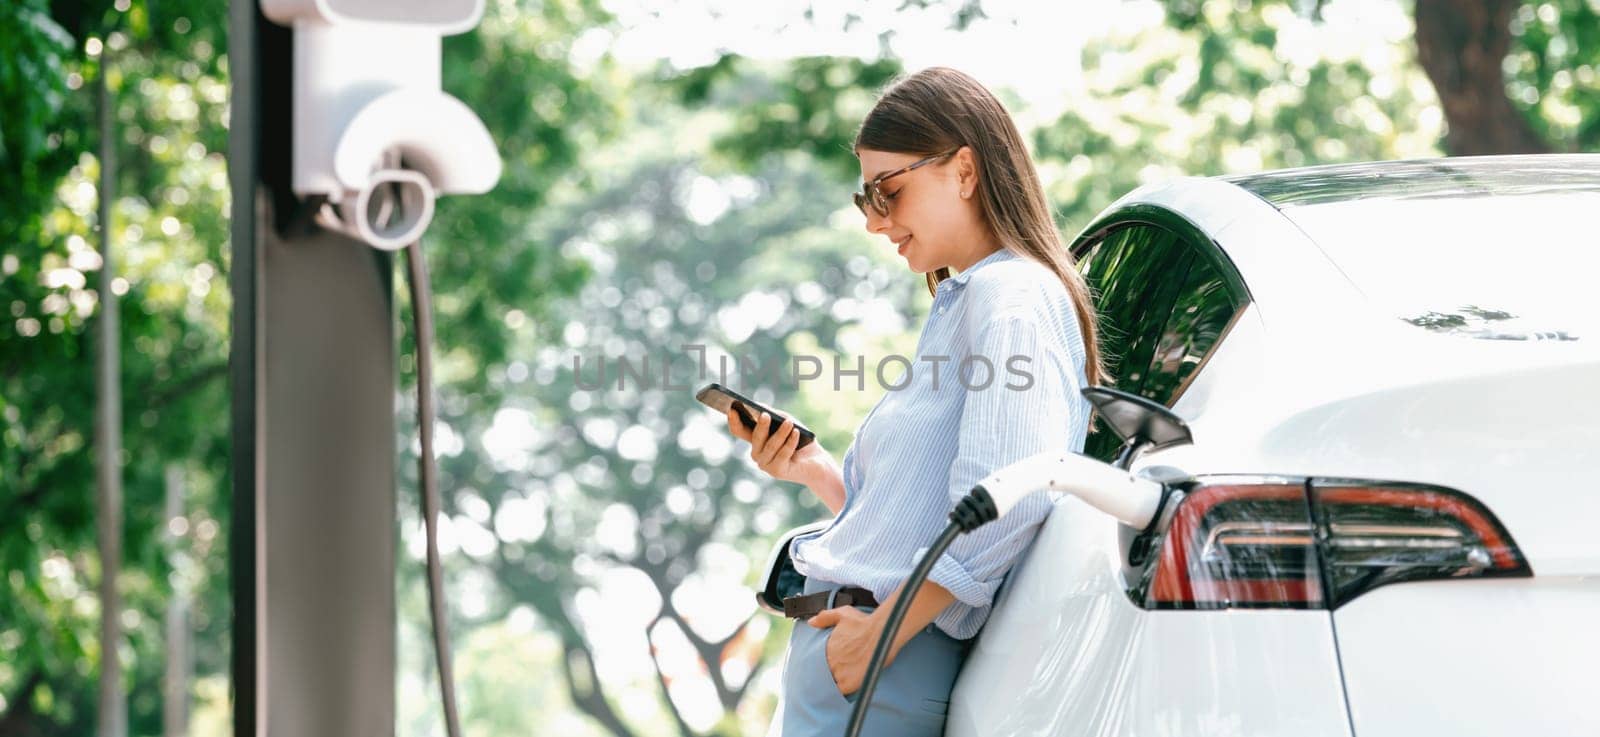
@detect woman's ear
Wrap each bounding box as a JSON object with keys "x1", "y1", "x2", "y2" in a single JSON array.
[{"x1": 955, "y1": 145, "x2": 979, "y2": 198}]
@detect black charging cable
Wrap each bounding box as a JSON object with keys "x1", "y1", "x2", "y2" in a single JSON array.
[
  {"x1": 311, "y1": 147, "x2": 463, "y2": 737},
  {"x1": 404, "y1": 240, "x2": 464, "y2": 737},
  {"x1": 843, "y1": 485, "x2": 1001, "y2": 737}
]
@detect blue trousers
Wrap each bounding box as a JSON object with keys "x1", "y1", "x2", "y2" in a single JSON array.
[{"x1": 774, "y1": 576, "x2": 968, "y2": 737}]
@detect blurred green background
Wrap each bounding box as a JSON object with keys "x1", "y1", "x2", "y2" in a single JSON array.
[{"x1": 2, "y1": 0, "x2": 1595, "y2": 735}]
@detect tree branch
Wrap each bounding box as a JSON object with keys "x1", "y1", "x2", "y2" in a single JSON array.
[
  {"x1": 143, "y1": 362, "x2": 229, "y2": 411},
  {"x1": 644, "y1": 615, "x2": 699, "y2": 737},
  {"x1": 491, "y1": 550, "x2": 638, "y2": 737},
  {"x1": 558, "y1": 637, "x2": 639, "y2": 737},
  {"x1": 634, "y1": 542, "x2": 764, "y2": 715}
]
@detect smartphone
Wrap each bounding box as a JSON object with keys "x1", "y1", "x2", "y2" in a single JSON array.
[{"x1": 695, "y1": 382, "x2": 816, "y2": 450}]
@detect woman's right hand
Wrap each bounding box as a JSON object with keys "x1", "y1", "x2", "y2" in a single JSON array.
[{"x1": 726, "y1": 404, "x2": 837, "y2": 489}]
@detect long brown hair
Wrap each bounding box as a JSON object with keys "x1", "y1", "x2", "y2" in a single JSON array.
[{"x1": 855, "y1": 66, "x2": 1108, "y2": 387}]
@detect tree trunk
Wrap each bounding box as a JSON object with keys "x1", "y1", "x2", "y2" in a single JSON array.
[
  {"x1": 94, "y1": 46, "x2": 127, "y2": 737},
  {"x1": 163, "y1": 464, "x2": 190, "y2": 737},
  {"x1": 1413, "y1": 0, "x2": 1551, "y2": 155}
]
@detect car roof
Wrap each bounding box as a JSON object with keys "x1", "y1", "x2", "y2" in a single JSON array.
[
  {"x1": 1220, "y1": 153, "x2": 1600, "y2": 209},
  {"x1": 1084, "y1": 154, "x2": 1600, "y2": 337}
]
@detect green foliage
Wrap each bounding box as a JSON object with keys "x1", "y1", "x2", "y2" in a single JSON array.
[
  {"x1": 0, "y1": 0, "x2": 74, "y2": 241},
  {"x1": 1, "y1": 0, "x2": 235, "y2": 732},
  {"x1": 424, "y1": 0, "x2": 622, "y2": 407},
  {"x1": 663, "y1": 55, "x2": 904, "y2": 180},
  {"x1": 1035, "y1": 0, "x2": 1442, "y2": 238},
  {"x1": 1504, "y1": 0, "x2": 1600, "y2": 151}
]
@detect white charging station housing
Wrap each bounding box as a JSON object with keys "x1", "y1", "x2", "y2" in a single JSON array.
[{"x1": 261, "y1": 0, "x2": 502, "y2": 249}]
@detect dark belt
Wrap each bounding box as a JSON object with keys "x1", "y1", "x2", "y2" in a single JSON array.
[{"x1": 782, "y1": 586, "x2": 879, "y2": 620}]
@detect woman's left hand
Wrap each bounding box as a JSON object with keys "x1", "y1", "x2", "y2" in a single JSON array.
[{"x1": 808, "y1": 605, "x2": 888, "y2": 698}]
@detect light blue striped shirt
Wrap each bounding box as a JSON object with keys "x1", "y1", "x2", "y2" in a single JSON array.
[{"x1": 791, "y1": 247, "x2": 1093, "y2": 640}]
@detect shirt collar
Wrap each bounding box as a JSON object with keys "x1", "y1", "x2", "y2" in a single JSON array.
[{"x1": 939, "y1": 248, "x2": 1016, "y2": 293}]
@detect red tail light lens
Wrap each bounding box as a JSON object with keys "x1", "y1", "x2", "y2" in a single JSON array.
[
  {"x1": 1146, "y1": 479, "x2": 1529, "y2": 610},
  {"x1": 1310, "y1": 482, "x2": 1529, "y2": 608},
  {"x1": 1150, "y1": 483, "x2": 1324, "y2": 608}
]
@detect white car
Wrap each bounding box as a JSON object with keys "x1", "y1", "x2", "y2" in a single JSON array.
[{"x1": 941, "y1": 155, "x2": 1600, "y2": 736}]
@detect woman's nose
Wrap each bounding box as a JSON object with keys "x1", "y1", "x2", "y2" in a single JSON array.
[{"x1": 863, "y1": 209, "x2": 892, "y2": 234}]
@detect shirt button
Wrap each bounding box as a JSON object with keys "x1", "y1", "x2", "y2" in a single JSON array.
[{"x1": 939, "y1": 305, "x2": 947, "y2": 314}]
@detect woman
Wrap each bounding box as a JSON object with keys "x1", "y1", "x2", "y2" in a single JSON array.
[{"x1": 727, "y1": 67, "x2": 1107, "y2": 736}]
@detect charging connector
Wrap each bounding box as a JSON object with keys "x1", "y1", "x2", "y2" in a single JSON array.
[{"x1": 844, "y1": 453, "x2": 1166, "y2": 737}]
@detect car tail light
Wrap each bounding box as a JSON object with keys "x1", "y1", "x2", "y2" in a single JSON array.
[{"x1": 1147, "y1": 479, "x2": 1529, "y2": 609}]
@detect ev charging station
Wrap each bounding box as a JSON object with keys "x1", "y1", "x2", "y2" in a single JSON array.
[{"x1": 227, "y1": 1, "x2": 500, "y2": 734}]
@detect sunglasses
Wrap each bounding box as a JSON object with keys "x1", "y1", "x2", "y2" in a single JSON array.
[{"x1": 853, "y1": 147, "x2": 962, "y2": 218}]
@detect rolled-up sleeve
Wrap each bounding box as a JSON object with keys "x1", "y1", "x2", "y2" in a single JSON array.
[{"x1": 916, "y1": 313, "x2": 1084, "y2": 608}]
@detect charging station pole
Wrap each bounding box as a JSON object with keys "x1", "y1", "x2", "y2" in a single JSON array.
[{"x1": 229, "y1": 2, "x2": 398, "y2": 734}]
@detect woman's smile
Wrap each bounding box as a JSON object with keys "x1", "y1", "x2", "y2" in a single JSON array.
[{"x1": 894, "y1": 234, "x2": 913, "y2": 255}]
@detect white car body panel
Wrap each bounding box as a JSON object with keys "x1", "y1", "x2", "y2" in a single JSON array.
[
  {"x1": 946, "y1": 496, "x2": 1350, "y2": 737},
  {"x1": 1333, "y1": 578, "x2": 1600, "y2": 736}
]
